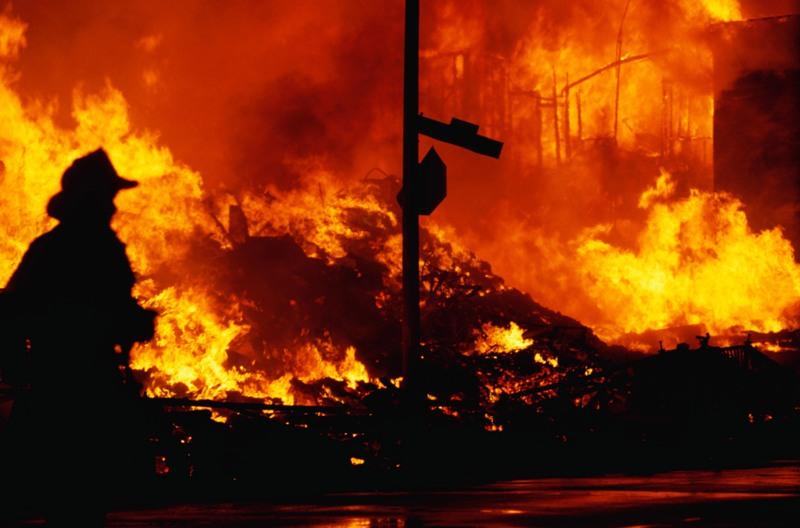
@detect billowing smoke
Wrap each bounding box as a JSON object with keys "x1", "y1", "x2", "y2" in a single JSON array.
[
  {"x1": 10, "y1": 0, "x2": 405, "y2": 190},
  {"x1": 4, "y1": 0, "x2": 799, "y2": 356}
]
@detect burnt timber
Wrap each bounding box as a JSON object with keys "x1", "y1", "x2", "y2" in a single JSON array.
[{"x1": 139, "y1": 341, "x2": 800, "y2": 492}]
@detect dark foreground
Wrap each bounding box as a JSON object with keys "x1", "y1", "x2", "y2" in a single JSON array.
[{"x1": 97, "y1": 463, "x2": 800, "y2": 527}]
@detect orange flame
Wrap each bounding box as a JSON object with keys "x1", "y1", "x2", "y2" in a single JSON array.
[
  {"x1": 695, "y1": 0, "x2": 744, "y2": 22},
  {"x1": 576, "y1": 172, "x2": 800, "y2": 341},
  {"x1": 0, "y1": 13, "x2": 372, "y2": 404},
  {"x1": 475, "y1": 322, "x2": 533, "y2": 354}
]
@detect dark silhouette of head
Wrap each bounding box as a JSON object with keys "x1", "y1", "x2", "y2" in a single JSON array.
[{"x1": 46, "y1": 148, "x2": 138, "y2": 225}]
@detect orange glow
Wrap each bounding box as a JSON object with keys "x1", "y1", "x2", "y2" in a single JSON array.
[
  {"x1": 475, "y1": 322, "x2": 533, "y2": 354},
  {"x1": 695, "y1": 0, "x2": 744, "y2": 22},
  {"x1": 0, "y1": 13, "x2": 372, "y2": 405},
  {"x1": 0, "y1": 12, "x2": 25, "y2": 59},
  {"x1": 638, "y1": 169, "x2": 676, "y2": 209},
  {"x1": 0, "y1": 0, "x2": 796, "y2": 412},
  {"x1": 534, "y1": 352, "x2": 559, "y2": 369},
  {"x1": 575, "y1": 172, "x2": 800, "y2": 341}
]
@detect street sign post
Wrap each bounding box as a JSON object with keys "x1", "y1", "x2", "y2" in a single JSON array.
[
  {"x1": 400, "y1": 0, "x2": 503, "y2": 384},
  {"x1": 416, "y1": 147, "x2": 446, "y2": 215}
]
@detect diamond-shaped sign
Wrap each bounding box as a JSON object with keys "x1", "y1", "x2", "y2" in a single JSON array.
[{"x1": 416, "y1": 147, "x2": 446, "y2": 215}]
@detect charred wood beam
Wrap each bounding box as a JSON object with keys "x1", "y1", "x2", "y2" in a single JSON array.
[
  {"x1": 147, "y1": 396, "x2": 347, "y2": 414},
  {"x1": 551, "y1": 66, "x2": 560, "y2": 164},
  {"x1": 564, "y1": 73, "x2": 571, "y2": 159},
  {"x1": 560, "y1": 51, "x2": 659, "y2": 96},
  {"x1": 511, "y1": 343, "x2": 781, "y2": 400},
  {"x1": 614, "y1": 0, "x2": 632, "y2": 144},
  {"x1": 0, "y1": 387, "x2": 346, "y2": 414}
]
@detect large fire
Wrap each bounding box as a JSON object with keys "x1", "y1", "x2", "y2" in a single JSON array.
[
  {"x1": 420, "y1": 0, "x2": 798, "y2": 349},
  {"x1": 1, "y1": 0, "x2": 798, "y2": 407},
  {"x1": 575, "y1": 172, "x2": 800, "y2": 343},
  {"x1": 0, "y1": 11, "x2": 371, "y2": 405}
]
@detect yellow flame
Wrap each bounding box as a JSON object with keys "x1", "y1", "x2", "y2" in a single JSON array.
[
  {"x1": 576, "y1": 172, "x2": 800, "y2": 340},
  {"x1": 475, "y1": 322, "x2": 533, "y2": 353},
  {"x1": 638, "y1": 168, "x2": 676, "y2": 209},
  {"x1": 130, "y1": 283, "x2": 369, "y2": 404},
  {"x1": 129, "y1": 286, "x2": 251, "y2": 400},
  {"x1": 0, "y1": 12, "x2": 26, "y2": 59},
  {"x1": 231, "y1": 167, "x2": 397, "y2": 262},
  {"x1": 0, "y1": 13, "x2": 372, "y2": 405},
  {"x1": 534, "y1": 352, "x2": 559, "y2": 368},
  {"x1": 696, "y1": 0, "x2": 743, "y2": 22}
]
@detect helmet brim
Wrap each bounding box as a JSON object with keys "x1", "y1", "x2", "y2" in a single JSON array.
[{"x1": 115, "y1": 176, "x2": 139, "y2": 190}]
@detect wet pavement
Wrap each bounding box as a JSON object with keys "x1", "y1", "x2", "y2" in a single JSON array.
[{"x1": 105, "y1": 463, "x2": 800, "y2": 527}]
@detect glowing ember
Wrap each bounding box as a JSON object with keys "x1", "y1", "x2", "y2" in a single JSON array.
[
  {"x1": 475, "y1": 322, "x2": 533, "y2": 354},
  {"x1": 534, "y1": 352, "x2": 559, "y2": 368}
]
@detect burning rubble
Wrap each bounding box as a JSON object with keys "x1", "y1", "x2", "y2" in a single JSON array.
[
  {"x1": 0, "y1": 3, "x2": 797, "y2": 505},
  {"x1": 0, "y1": 7, "x2": 604, "y2": 413},
  {"x1": 1, "y1": 2, "x2": 798, "y2": 412},
  {"x1": 133, "y1": 169, "x2": 607, "y2": 413},
  {"x1": 418, "y1": 0, "x2": 800, "y2": 353}
]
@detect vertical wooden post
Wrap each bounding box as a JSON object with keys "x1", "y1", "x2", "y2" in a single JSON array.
[
  {"x1": 614, "y1": 0, "x2": 632, "y2": 146},
  {"x1": 501, "y1": 63, "x2": 508, "y2": 137},
  {"x1": 576, "y1": 90, "x2": 583, "y2": 144},
  {"x1": 667, "y1": 81, "x2": 674, "y2": 158},
  {"x1": 552, "y1": 66, "x2": 560, "y2": 164},
  {"x1": 686, "y1": 93, "x2": 692, "y2": 157},
  {"x1": 401, "y1": 0, "x2": 420, "y2": 382},
  {"x1": 535, "y1": 92, "x2": 543, "y2": 168},
  {"x1": 660, "y1": 78, "x2": 666, "y2": 159},
  {"x1": 563, "y1": 73, "x2": 571, "y2": 160}
]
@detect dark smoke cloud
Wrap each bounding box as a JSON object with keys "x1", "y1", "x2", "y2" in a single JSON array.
[
  {"x1": 9, "y1": 0, "x2": 404, "y2": 190},
  {"x1": 6, "y1": 0, "x2": 799, "y2": 331}
]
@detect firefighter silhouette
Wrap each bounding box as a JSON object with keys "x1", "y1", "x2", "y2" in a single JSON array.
[{"x1": 1, "y1": 148, "x2": 156, "y2": 526}]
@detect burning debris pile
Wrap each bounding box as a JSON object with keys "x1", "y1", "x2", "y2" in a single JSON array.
[
  {"x1": 419, "y1": 0, "x2": 800, "y2": 352},
  {"x1": 1, "y1": 4, "x2": 798, "y2": 415},
  {"x1": 0, "y1": 3, "x2": 798, "y2": 495},
  {"x1": 133, "y1": 170, "x2": 609, "y2": 414},
  {"x1": 0, "y1": 8, "x2": 609, "y2": 417}
]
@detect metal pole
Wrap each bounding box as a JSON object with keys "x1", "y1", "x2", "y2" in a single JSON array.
[
  {"x1": 401, "y1": 0, "x2": 420, "y2": 382},
  {"x1": 614, "y1": 0, "x2": 632, "y2": 145},
  {"x1": 552, "y1": 66, "x2": 560, "y2": 164}
]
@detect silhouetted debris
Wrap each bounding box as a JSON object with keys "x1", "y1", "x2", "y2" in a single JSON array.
[
  {"x1": 119, "y1": 174, "x2": 799, "y2": 498},
  {"x1": 2, "y1": 171, "x2": 798, "y2": 517}
]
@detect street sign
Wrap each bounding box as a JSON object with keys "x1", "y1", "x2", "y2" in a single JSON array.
[
  {"x1": 400, "y1": 0, "x2": 503, "y2": 383},
  {"x1": 396, "y1": 147, "x2": 447, "y2": 215},
  {"x1": 416, "y1": 147, "x2": 446, "y2": 215},
  {"x1": 417, "y1": 115, "x2": 504, "y2": 159}
]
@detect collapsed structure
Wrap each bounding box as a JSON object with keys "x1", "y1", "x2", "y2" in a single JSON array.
[
  {"x1": 712, "y1": 15, "x2": 800, "y2": 248},
  {"x1": 0, "y1": 2, "x2": 798, "y2": 496}
]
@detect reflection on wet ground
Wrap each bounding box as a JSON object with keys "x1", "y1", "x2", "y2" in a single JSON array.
[{"x1": 108, "y1": 463, "x2": 800, "y2": 527}]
